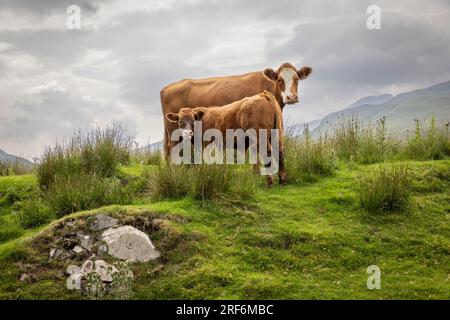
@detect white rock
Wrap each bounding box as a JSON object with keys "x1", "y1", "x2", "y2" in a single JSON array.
[
  {"x1": 97, "y1": 243, "x2": 108, "y2": 256},
  {"x1": 80, "y1": 260, "x2": 94, "y2": 274},
  {"x1": 67, "y1": 273, "x2": 83, "y2": 290},
  {"x1": 66, "y1": 220, "x2": 76, "y2": 227},
  {"x1": 94, "y1": 260, "x2": 118, "y2": 282},
  {"x1": 66, "y1": 265, "x2": 81, "y2": 275},
  {"x1": 49, "y1": 248, "x2": 64, "y2": 259},
  {"x1": 73, "y1": 245, "x2": 84, "y2": 254},
  {"x1": 100, "y1": 226, "x2": 160, "y2": 262},
  {"x1": 19, "y1": 273, "x2": 30, "y2": 282}
]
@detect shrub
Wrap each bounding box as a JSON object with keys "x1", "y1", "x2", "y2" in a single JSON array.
[
  {"x1": 81, "y1": 124, "x2": 133, "y2": 177},
  {"x1": 285, "y1": 127, "x2": 336, "y2": 183},
  {"x1": 145, "y1": 163, "x2": 260, "y2": 201},
  {"x1": 356, "y1": 163, "x2": 412, "y2": 213},
  {"x1": 331, "y1": 115, "x2": 398, "y2": 164},
  {"x1": 0, "y1": 160, "x2": 32, "y2": 176},
  {"x1": 331, "y1": 115, "x2": 360, "y2": 161},
  {"x1": 404, "y1": 118, "x2": 450, "y2": 160},
  {"x1": 132, "y1": 148, "x2": 163, "y2": 166},
  {"x1": 43, "y1": 175, "x2": 133, "y2": 218},
  {"x1": 36, "y1": 123, "x2": 133, "y2": 190},
  {"x1": 15, "y1": 199, "x2": 55, "y2": 229}
]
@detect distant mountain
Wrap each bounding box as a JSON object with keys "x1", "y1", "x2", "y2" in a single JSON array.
[
  {"x1": 348, "y1": 94, "x2": 394, "y2": 108},
  {"x1": 0, "y1": 149, "x2": 33, "y2": 166},
  {"x1": 310, "y1": 81, "x2": 450, "y2": 136}
]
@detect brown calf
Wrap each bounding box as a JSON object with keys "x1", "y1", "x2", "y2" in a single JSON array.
[{"x1": 166, "y1": 91, "x2": 286, "y2": 186}]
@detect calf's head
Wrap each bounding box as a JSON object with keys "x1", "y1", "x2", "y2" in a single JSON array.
[
  {"x1": 166, "y1": 108, "x2": 205, "y2": 140},
  {"x1": 264, "y1": 63, "x2": 312, "y2": 105}
]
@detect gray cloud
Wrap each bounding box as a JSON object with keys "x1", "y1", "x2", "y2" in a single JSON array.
[{"x1": 0, "y1": 0, "x2": 450, "y2": 157}]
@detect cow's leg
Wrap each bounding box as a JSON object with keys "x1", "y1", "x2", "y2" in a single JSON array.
[
  {"x1": 278, "y1": 146, "x2": 287, "y2": 185},
  {"x1": 163, "y1": 127, "x2": 171, "y2": 161},
  {"x1": 164, "y1": 120, "x2": 180, "y2": 163},
  {"x1": 264, "y1": 141, "x2": 274, "y2": 187}
]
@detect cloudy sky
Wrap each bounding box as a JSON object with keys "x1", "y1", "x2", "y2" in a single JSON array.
[{"x1": 1, "y1": 0, "x2": 450, "y2": 158}]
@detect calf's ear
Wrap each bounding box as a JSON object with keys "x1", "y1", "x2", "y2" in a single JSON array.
[
  {"x1": 194, "y1": 110, "x2": 205, "y2": 121},
  {"x1": 263, "y1": 68, "x2": 278, "y2": 81},
  {"x1": 166, "y1": 113, "x2": 179, "y2": 123},
  {"x1": 297, "y1": 66, "x2": 312, "y2": 80}
]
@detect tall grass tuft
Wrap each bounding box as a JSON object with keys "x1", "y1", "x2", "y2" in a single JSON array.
[
  {"x1": 285, "y1": 126, "x2": 336, "y2": 183},
  {"x1": 356, "y1": 163, "x2": 412, "y2": 214},
  {"x1": 331, "y1": 115, "x2": 398, "y2": 164},
  {"x1": 15, "y1": 198, "x2": 55, "y2": 229},
  {"x1": 36, "y1": 123, "x2": 133, "y2": 190},
  {"x1": 146, "y1": 163, "x2": 260, "y2": 201},
  {"x1": 43, "y1": 175, "x2": 133, "y2": 218},
  {"x1": 18, "y1": 123, "x2": 137, "y2": 220},
  {"x1": 404, "y1": 117, "x2": 450, "y2": 160},
  {"x1": 132, "y1": 148, "x2": 163, "y2": 166},
  {"x1": 0, "y1": 160, "x2": 33, "y2": 176}
]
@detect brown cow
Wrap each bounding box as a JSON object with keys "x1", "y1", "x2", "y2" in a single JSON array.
[
  {"x1": 165, "y1": 91, "x2": 286, "y2": 186},
  {"x1": 161, "y1": 62, "x2": 312, "y2": 158}
]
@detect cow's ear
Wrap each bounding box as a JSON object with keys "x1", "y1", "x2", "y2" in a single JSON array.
[
  {"x1": 297, "y1": 66, "x2": 312, "y2": 80},
  {"x1": 195, "y1": 110, "x2": 205, "y2": 121},
  {"x1": 263, "y1": 68, "x2": 278, "y2": 81},
  {"x1": 166, "y1": 113, "x2": 179, "y2": 123}
]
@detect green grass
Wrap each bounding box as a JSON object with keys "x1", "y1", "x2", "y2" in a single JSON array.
[
  {"x1": 0, "y1": 160, "x2": 449, "y2": 299},
  {"x1": 356, "y1": 163, "x2": 412, "y2": 214},
  {"x1": 0, "y1": 175, "x2": 37, "y2": 243}
]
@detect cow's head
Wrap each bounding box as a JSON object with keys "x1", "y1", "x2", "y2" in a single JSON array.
[
  {"x1": 166, "y1": 108, "x2": 205, "y2": 140},
  {"x1": 264, "y1": 63, "x2": 312, "y2": 105}
]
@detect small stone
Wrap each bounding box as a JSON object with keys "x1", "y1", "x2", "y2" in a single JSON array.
[
  {"x1": 50, "y1": 248, "x2": 64, "y2": 259},
  {"x1": 100, "y1": 226, "x2": 160, "y2": 262},
  {"x1": 66, "y1": 265, "x2": 81, "y2": 275},
  {"x1": 67, "y1": 273, "x2": 83, "y2": 290},
  {"x1": 97, "y1": 243, "x2": 108, "y2": 256},
  {"x1": 89, "y1": 214, "x2": 118, "y2": 232},
  {"x1": 151, "y1": 218, "x2": 165, "y2": 230},
  {"x1": 77, "y1": 233, "x2": 93, "y2": 250},
  {"x1": 81, "y1": 260, "x2": 94, "y2": 274},
  {"x1": 66, "y1": 220, "x2": 76, "y2": 227},
  {"x1": 73, "y1": 245, "x2": 84, "y2": 254},
  {"x1": 19, "y1": 273, "x2": 30, "y2": 282},
  {"x1": 94, "y1": 260, "x2": 118, "y2": 282}
]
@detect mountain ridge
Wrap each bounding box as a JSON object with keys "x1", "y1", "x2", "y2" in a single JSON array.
[{"x1": 308, "y1": 80, "x2": 450, "y2": 135}]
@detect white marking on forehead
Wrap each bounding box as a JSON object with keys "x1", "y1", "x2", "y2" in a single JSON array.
[
  {"x1": 279, "y1": 68, "x2": 297, "y2": 102},
  {"x1": 279, "y1": 68, "x2": 297, "y2": 81}
]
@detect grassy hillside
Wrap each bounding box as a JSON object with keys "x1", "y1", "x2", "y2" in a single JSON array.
[{"x1": 0, "y1": 160, "x2": 449, "y2": 299}]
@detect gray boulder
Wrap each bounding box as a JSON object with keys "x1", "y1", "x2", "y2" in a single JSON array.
[{"x1": 89, "y1": 214, "x2": 118, "y2": 231}]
